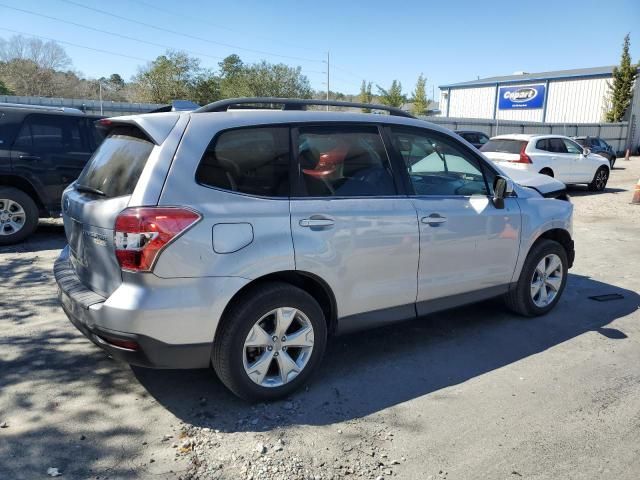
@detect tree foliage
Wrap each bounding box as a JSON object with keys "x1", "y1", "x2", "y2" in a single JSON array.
[
  {"x1": 359, "y1": 80, "x2": 373, "y2": 112},
  {"x1": 411, "y1": 74, "x2": 428, "y2": 116},
  {"x1": 605, "y1": 34, "x2": 638, "y2": 122},
  {"x1": 134, "y1": 50, "x2": 203, "y2": 103},
  {"x1": 0, "y1": 78, "x2": 11, "y2": 95},
  {"x1": 377, "y1": 80, "x2": 405, "y2": 108}
]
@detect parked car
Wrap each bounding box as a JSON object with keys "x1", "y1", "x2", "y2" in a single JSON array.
[
  {"x1": 455, "y1": 130, "x2": 490, "y2": 149},
  {"x1": 0, "y1": 103, "x2": 104, "y2": 244},
  {"x1": 573, "y1": 136, "x2": 616, "y2": 168},
  {"x1": 480, "y1": 134, "x2": 610, "y2": 191},
  {"x1": 54, "y1": 98, "x2": 574, "y2": 401}
]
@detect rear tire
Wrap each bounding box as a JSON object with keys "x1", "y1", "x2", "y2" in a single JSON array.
[
  {"x1": 588, "y1": 166, "x2": 609, "y2": 192},
  {"x1": 0, "y1": 187, "x2": 39, "y2": 245},
  {"x1": 610, "y1": 156, "x2": 616, "y2": 168},
  {"x1": 212, "y1": 282, "x2": 327, "y2": 401},
  {"x1": 505, "y1": 239, "x2": 568, "y2": 317}
]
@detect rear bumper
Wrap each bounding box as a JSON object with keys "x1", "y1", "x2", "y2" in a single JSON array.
[{"x1": 54, "y1": 246, "x2": 225, "y2": 369}]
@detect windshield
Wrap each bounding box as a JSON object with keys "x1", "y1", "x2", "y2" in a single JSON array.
[
  {"x1": 75, "y1": 126, "x2": 153, "y2": 198},
  {"x1": 480, "y1": 139, "x2": 527, "y2": 154}
]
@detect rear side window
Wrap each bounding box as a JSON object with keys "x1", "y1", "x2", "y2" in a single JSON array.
[
  {"x1": 13, "y1": 114, "x2": 89, "y2": 152},
  {"x1": 76, "y1": 126, "x2": 153, "y2": 198},
  {"x1": 480, "y1": 139, "x2": 526, "y2": 154},
  {"x1": 196, "y1": 127, "x2": 290, "y2": 197},
  {"x1": 296, "y1": 125, "x2": 396, "y2": 197}
]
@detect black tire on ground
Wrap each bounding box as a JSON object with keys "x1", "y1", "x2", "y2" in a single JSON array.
[
  {"x1": 588, "y1": 166, "x2": 609, "y2": 192},
  {"x1": 212, "y1": 282, "x2": 327, "y2": 401},
  {"x1": 539, "y1": 168, "x2": 554, "y2": 177},
  {"x1": 610, "y1": 156, "x2": 616, "y2": 168},
  {"x1": 0, "y1": 187, "x2": 39, "y2": 245},
  {"x1": 504, "y1": 239, "x2": 569, "y2": 317}
]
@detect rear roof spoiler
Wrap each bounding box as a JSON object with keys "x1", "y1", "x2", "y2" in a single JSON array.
[{"x1": 95, "y1": 113, "x2": 180, "y2": 145}]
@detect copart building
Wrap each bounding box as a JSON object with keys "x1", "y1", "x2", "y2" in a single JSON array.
[{"x1": 438, "y1": 66, "x2": 640, "y2": 151}]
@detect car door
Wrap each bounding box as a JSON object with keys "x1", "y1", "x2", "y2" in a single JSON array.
[
  {"x1": 11, "y1": 114, "x2": 94, "y2": 212},
  {"x1": 290, "y1": 124, "x2": 420, "y2": 330},
  {"x1": 562, "y1": 137, "x2": 592, "y2": 182},
  {"x1": 386, "y1": 126, "x2": 521, "y2": 315},
  {"x1": 544, "y1": 137, "x2": 576, "y2": 182}
]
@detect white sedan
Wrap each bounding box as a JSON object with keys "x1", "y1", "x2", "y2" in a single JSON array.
[{"x1": 480, "y1": 134, "x2": 611, "y2": 191}]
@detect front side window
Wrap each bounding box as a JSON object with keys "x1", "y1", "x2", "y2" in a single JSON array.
[
  {"x1": 391, "y1": 128, "x2": 491, "y2": 196},
  {"x1": 478, "y1": 134, "x2": 490, "y2": 145},
  {"x1": 196, "y1": 127, "x2": 290, "y2": 197},
  {"x1": 562, "y1": 138, "x2": 583, "y2": 154},
  {"x1": 296, "y1": 125, "x2": 396, "y2": 197}
]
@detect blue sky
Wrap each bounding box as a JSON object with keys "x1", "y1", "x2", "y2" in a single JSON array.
[{"x1": 0, "y1": 0, "x2": 638, "y2": 97}]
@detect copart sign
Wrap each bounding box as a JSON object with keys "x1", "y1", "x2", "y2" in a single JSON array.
[{"x1": 498, "y1": 84, "x2": 545, "y2": 109}]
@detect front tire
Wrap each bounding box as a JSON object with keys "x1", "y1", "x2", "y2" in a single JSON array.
[
  {"x1": 212, "y1": 282, "x2": 327, "y2": 401},
  {"x1": 588, "y1": 166, "x2": 609, "y2": 192},
  {"x1": 0, "y1": 187, "x2": 39, "y2": 245},
  {"x1": 505, "y1": 239, "x2": 568, "y2": 317}
]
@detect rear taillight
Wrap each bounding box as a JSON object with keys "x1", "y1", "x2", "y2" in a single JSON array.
[
  {"x1": 114, "y1": 207, "x2": 200, "y2": 272},
  {"x1": 516, "y1": 142, "x2": 532, "y2": 164}
]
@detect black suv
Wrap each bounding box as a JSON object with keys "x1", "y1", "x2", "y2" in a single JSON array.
[
  {"x1": 0, "y1": 103, "x2": 103, "y2": 244},
  {"x1": 573, "y1": 136, "x2": 616, "y2": 168},
  {"x1": 455, "y1": 130, "x2": 490, "y2": 150}
]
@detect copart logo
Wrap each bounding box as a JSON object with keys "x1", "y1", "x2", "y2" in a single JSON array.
[{"x1": 504, "y1": 87, "x2": 538, "y2": 103}]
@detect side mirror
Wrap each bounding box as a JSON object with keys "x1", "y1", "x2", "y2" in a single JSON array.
[
  {"x1": 493, "y1": 175, "x2": 514, "y2": 209},
  {"x1": 582, "y1": 148, "x2": 591, "y2": 156}
]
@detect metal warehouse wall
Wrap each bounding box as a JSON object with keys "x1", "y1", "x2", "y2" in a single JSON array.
[
  {"x1": 440, "y1": 76, "x2": 613, "y2": 123},
  {"x1": 545, "y1": 77, "x2": 609, "y2": 123}
]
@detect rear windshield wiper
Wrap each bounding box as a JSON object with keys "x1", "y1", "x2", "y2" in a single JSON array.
[{"x1": 75, "y1": 184, "x2": 106, "y2": 196}]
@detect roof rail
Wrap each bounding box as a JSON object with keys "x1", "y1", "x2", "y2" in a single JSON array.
[
  {"x1": 0, "y1": 102, "x2": 85, "y2": 114},
  {"x1": 195, "y1": 97, "x2": 415, "y2": 118}
]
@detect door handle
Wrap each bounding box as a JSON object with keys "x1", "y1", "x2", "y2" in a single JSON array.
[
  {"x1": 421, "y1": 213, "x2": 447, "y2": 226},
  {"x1": 299, "y1": 217, "x2": 335, "y2": 228},
  {"x1": 19, "y1": 155, "x2": 41, "y2": 161}
]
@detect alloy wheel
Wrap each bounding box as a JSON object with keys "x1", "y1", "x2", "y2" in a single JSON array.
[
  {"x1": 530, "y1": 253, "x2": 563, "y2": 308},
  {"x1": 0, "y1": 199, "x2": 26, "y2": 236},
  {"x1": 595, "y1": 169, "x2": 608, "y2": 190},
  {"x1": 243, "y1": 307, "x2": 315, "y2": 388}
]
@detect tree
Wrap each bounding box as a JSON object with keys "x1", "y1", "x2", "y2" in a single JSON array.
[
  {"x1": 359, "y1": 80, "x2": 373, "y2": 112},
  {"x1": 377, "y1": 80, "x2": 405, "y2": 108},
  {"x1": 134, "y1": 50, "x2": 201, "y2": 103},
  {"x1": 219, "y1": 57, "x2": 312, "y2": 99},
  {"x1": 0, "y1": 78, "x2": 12, "y2": 95},
  {"x1": 411, "y1": 74, "x2": 429, "y2": 116},
  {"x1": 605, "y1": 34, "x2": 638, "y2": 122}
]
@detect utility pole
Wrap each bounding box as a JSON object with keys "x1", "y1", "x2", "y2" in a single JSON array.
[
  {"x1": 326, "y1": 51, "x2": 330, "y2": 111},
  {"x1": 99, "y1": 81, "x2": 103, "y2": 115}
]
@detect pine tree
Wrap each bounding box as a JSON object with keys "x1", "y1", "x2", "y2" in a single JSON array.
[
  {"x1": 377, "y1": 80, "x2": 405, "y2": 108},
  {"x1": 411, "y1": 73, "x2": 429, "y2": 116},
  {"x1": 605, "y1": 34, "x2": 638, "y2": 122},
  {"x1": 359, "y1": 80, "x2": 373, "y2": 112}
]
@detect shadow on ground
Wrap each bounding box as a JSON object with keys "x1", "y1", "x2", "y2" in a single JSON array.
[
  {"x1": 566, "y1": 185, "x2": 628, "y2": 197},
  {"x1": 0, "y1": 219, "x2": 66, "y2": 255},
  {"x1": 134, "y1": 273, "x2": 639, "y2": 432}
]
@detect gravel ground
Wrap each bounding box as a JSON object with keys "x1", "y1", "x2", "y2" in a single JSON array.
[{"x1": 1, "y1": 159, "x2": 639, "y2": 479}]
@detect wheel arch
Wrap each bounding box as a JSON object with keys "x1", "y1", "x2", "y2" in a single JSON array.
[
  {"x1": 217, "y1": 270, "x2": 338, "y2": 339},
  {"x1": 0, "y1": 175, "x2": 46, "y2": 214},
  {"x1": 533, "y1": 228, "x2": 574, "y2": 268},
  {"x1": 538, "y1": 167, "x2": 554, "y2": 177}
]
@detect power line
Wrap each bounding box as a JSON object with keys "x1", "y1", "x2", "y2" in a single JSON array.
[
  {"x1": 129, "y1": 0, "x2": 323, "y2": 55},
  {"x1": 0, "y1": 26, "x2": 148, "y2": 62},
  {"x1": 0, "y1": 3, "x2": 226, "y2": 62},
  {"x1": 58, "y1": 0, "x2": 323, "y2": 64}
]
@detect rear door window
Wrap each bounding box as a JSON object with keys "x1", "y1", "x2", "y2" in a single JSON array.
[
  {"x1": 296, "y1": 125, "x2": 396, "y2": 197},
  {"x1": 480, "y1": 139, "x2": 526, "y2": 154},
  {"x1": 196, "y1": 127, "x2": 290, "y2": 197},
  {"x1": 13, "y1": 114, "x2": 90, "y2": 152},
  {"x1": 76, "y1": 126, "x2": 154, "y2": 198}
]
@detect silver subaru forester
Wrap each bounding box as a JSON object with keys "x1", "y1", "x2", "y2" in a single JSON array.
[{"x1": 55, "y1": 98, "x2": 574, "y2": 401}]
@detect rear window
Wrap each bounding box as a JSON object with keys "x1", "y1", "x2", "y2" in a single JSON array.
[
  {"x1": 480, "y1": 139, "x2": 527, "y2": 154},
  {"x1": 75, "y1": 126, "x2": 154, "y2": 198},
  {"x1": 196, "y1": 127, "x2": 290, "y2": 197}
]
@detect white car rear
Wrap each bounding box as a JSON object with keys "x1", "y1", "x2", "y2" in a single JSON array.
[{"x1": 480, "y1": 134, "x2": 611, "y2": 191}]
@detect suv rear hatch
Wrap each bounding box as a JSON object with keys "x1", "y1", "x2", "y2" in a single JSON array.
[{"x1": 62, "y1": 119, "x2": 171, "y2": 297}]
